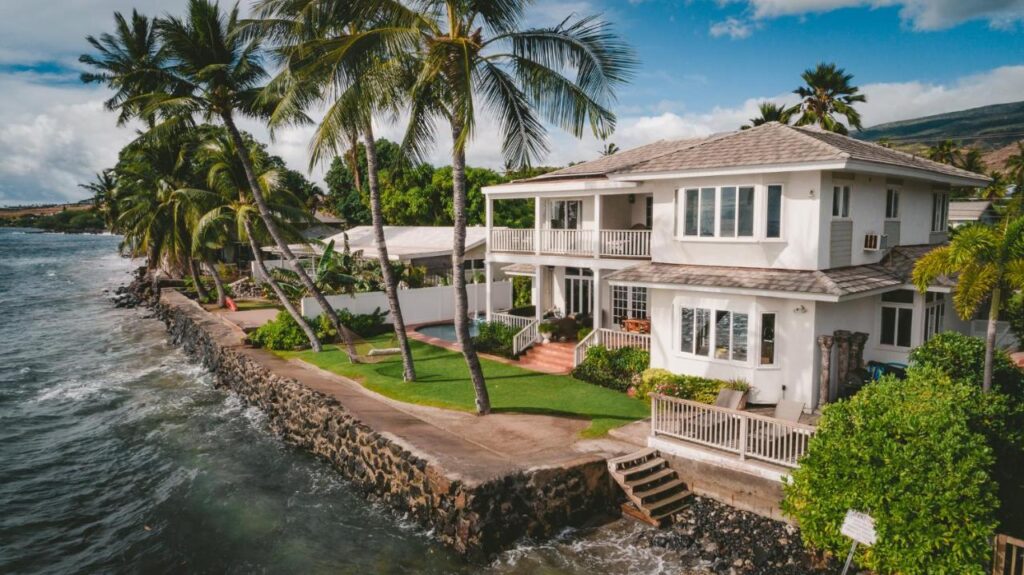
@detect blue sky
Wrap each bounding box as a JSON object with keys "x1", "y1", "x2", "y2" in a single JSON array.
[{"x1": 2, "y1": 0, "x2": 1024, "y2": 205}]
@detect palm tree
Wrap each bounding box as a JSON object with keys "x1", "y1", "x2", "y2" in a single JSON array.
[
  {"x1": 1006, "y1": 142, "x2": 1024, "y2": 190},
  {"x1": 983, "y1": 171, "x2": 1011, "y2": 202},
  {"x1": 792, "y1": 62, "x2": 866, "y2": 135},
  {"x1": 80, "y1": 170, "x2": 119, "y2": 229},
  {"x1": 927, "y1": 139, "x2": 961, "y2": 166},
  {"x1": 741, "y1": 102, "x2": 795, "y2": 130},
  {"x1": 913, "y1": 218, "x2": 1024, "y2": 392},
  {"x1": 600, "y1": 142, "x2": 620, "y2": 156},
  {"x1": 253, "y1": 0, "x2": 419, "y2": 380},
  {"x1": 403, "y1": 2, "x2": 636, "y2": 414},
  {"x1": 150, "y1": 0, "x2": 355, "y2": 355},
  {"x1": 957, "y1": 147, "x2": 987, "y2": 174}
]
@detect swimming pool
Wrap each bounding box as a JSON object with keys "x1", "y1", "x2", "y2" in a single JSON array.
[{"x1": 416, "y1": 322, "x2": 479, "y2": 342}]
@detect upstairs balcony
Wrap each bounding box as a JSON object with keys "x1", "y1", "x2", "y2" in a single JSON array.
[{"x1": 490, "y1": 227, "x2": 652, "y2": 259}]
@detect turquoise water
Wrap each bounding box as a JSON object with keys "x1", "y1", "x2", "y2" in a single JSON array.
[
  {"x1": 416, "y1": 322, "x2": 479, "y2": 341},
  {"x1": 0, "y1": 229, "x2": 692, "y2": 574}
]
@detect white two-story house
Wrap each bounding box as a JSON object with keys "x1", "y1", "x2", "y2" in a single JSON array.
[{"x1": 481, "y1": 122, "x2": 990, "y2": 411}]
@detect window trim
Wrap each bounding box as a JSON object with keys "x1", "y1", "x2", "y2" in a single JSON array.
[
  {"x1": 931, "y1": 191, "x2": 949, "y2": 232},
  {"x1": 759, "y1": 312, "x2": 778, "y2": 367},
  {"x1": 923, "y1": 291, "x2": 946, "y2": 341},
  {"x1": 885, "y1": 187, "x2": 900, "y2": 221},
  {"x1": 676, "y1": 303, "x2": 752, "y2": 366},
  {"x1": 676, "y1": 183, "x2": 777, "y2": 242},
  {"x1": 878, "y1": 291, "x2": 915, "y2": 349},
  {"x1": 765, "y1": 183, "x2": 784, "y2": 240},
  {"x1": 832, "y1": 185, "x2": 851, "y2": 219},
  {"x1": 612, "y1": 285, "x2": 648, "y2": 326}
]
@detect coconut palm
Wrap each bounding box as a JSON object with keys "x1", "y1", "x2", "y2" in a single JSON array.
[
  {"x1": 957, "y1": 147, "x2": 987, "y2": 174},
  {"x1": 149, "y1": 0, "x2": 354, "y2": 355},
  {"x1": 600, "y1": 142, "x2": 620, "y2": 156},
  {"x1": 741, "y1": 101, "x2": 795, "y2": 130},
  {"x1": 927, "y1": 139, "x2": 961, "y2": 166},
  {"x1": 252, "y1": 0, "x2": 420, "y2": 380},
  {"x1": 401, "y1": 1, "x2": 637, "y2": 414},
  {"x1": 80, "y1": 170, "x2": 119, "y2": 229},
  {"x1": 792, "y1": 63, "x2": 866, "y2": 135},
  {"x1": 913, "y1": 218, "x2": 1024, "y2": 392}
]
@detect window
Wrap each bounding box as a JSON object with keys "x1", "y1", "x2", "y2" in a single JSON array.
[
  {"x1": 645, "y1": 196, "x2": 653, "y2": 229},
  {"x1": 931, "y1": 192, "x2": 949, "y2": 232},
  {"x1": 880, "y1": 289, "x2": 914, "y2": 348},
  {"x1": 684, "y1": 188, "x2": 699, "y2": 236},
  {"x1": 550, "y1": 200, "x2": 581, "y2": 229},
  {"x1": 832, "y1": 185, "x2": 851, "y2": 218},
  {"x1": 679, "y1": 306, "x2": 745, "y2": 362},
  {"x1": 714, "y1": 310, "x2": 748, "y2": 361},
  {"x1": 760, "y1": 313, "x2": 776, "y2": 365},
  {"x1": 924, "y1": 292, "x2": 946, "y2": 341},
  {"x1": 766, "y1": 185, "x2": 782, "y2": 238},
  {"x1": 612, "y1": 286, "x2": 648, "y2": 324},
  {"x1": 699, "y1": 187, "x2": 715, "y2": 237},
  {"x1": 564, "y1": 268, "x2": 592, "y2": 316},
  {"x1": 680, "y1": 307, "x2": 711, "y2": 356},
  {"x1": 885, "y1": 188, "x2": 900, "y2": 219},
  {"x1": 719, "y1": 186, "x2": 755, "y2": 238}
]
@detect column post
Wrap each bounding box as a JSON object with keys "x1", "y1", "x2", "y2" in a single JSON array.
[
  {"x1": 593, "y1": 193, "x2": 602, "y2": 258},
  {"x1": 817, "y1": 335, "x2": 834, "y2": 412},
  {"x1": 592, "y1": 268, "x2": 602, "y2": 331},
  {"x1": 534, "y1": 264, "x2": 544, "y2": 323},
  {"x1": 834, "y1": 330, "x2": 852, "y2": 402},
  {"x1": 533, "y1": 196, "x2": 542, "y2": 256},
  {"x1": 484, "y1": 261, "x2": 493, "y2": 321},
  {"x1": 485, "y1": 194, "x2": 494, "y2": 254}
]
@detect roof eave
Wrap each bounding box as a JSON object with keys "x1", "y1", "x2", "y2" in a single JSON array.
[
  {"x1": 605, "y1": 277, "x2": 842, "y2": 302},
  {"x1": 607, "y1": 160, "x2": 849, "y2": 181},
  {"x1": 482, "y1": 178, "x2": 640, "y2": 197},
  {"x1": 842, "y1": 159, "x2": 991, "y2": 187}
]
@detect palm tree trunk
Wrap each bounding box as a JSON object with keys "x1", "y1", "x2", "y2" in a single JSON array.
[
  {"x1": 363, "y1": 128, "x2": 416, "y2": 382},
  {"x1": 984, "y1": 287, "x2": 1001, "y2": 393},
  {"x1": 188, "y1": 258, "x2": 210, "y2": 302},
  {"x1": 221, "y1": 111, "x2": 356, "y2": 359},
  {"x1": 245, "y1": 219, "x2": 322, "y2": 352},
  {"x1": 450, "y1": 122, "x2": 491, "y2": 415},
  {"x1": 205, "y1": 257, "x2": 227, "y2": 308}
]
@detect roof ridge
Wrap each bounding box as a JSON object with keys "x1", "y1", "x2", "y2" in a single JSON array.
[
  {"x1": 782, "y1": 124, "x2": 853, "y2": 159},
  {"x1": 609, "y1": 129, "x2": 753, "y2": 175}
]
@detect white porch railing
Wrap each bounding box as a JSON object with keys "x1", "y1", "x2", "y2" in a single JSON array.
[
  {"x1": 490, "y1": 228, "x2": 534, "y2": 253},
  {"x1": 574, "y1": 328, "x2": 652, "y2": 367},
  {"x1": 491, "y1": 312, "x2": 534, "y2": 331},
  {"x1": 512, "y1": 319, "x2": 540, "y2": 356},
  {"x1": 651, "y1": 395, "x2": 816, "y2": 468},
  {"x1": 599, "y1": 229, "x2": 651, "y2": 258},
  {"x1": 539, "y1": 229, "x2": 594, "y2": 256}
]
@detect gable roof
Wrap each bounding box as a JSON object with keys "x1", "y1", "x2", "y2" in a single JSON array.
[{"x1": 606, "y1": 244, "x2": 952, "y2": 301}]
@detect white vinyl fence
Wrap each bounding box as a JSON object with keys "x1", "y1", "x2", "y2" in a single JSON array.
[
  {"x1": 971, "y1": 320, "x2": 1018, "y2": 350},
  {"x1": 300, "y1": 281, "x2": 511, "y2": 325}
]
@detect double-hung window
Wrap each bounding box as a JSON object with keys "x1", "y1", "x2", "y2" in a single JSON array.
[
  {"x1": 885, "y1": 188, "x2": 900, "y2": 219},
  {"x1": 679, "y1": 306, "x2": 747, "y2": 362},
  {"x1": 924, "y1": 292, "x2": 946, "y2": 341},
  {"x1": 931, "y1": 192, "x2": 949, "y2": 232},
  {"x1": 880, "y1": 290, "x2": 914, "y2": 348},
  {"x1": 832, "y1": 185, "x2": 851, "y2": 218}
]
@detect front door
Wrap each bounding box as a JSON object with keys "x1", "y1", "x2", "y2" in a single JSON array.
[
  {"x1": 564, "y1": 267, "x2": 593, "y2": 317},
  {"x1": 550, "y1": 200, "x2": 582, "y2": 230}
]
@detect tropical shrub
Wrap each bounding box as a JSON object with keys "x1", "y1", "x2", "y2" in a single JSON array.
[
  {"x1": 571, "y1": 345, "x2": 650, "y2": 392},
  {"x1": 250, "y1": 308, "x2": 389, "y2": 350},
  {"x1": 636, "y1": 368, "x2": 748, "y2": 404},
  {"x1": 248, "y1": 311, "x2": 311, "y2": 350},
  {"x1": 782, "y1": 368, "x2": 1000, "y2": 574},
  {"x1": 337, "y1": 307, "x2": 389, "y2": 338},
  {"x1": 909, "y1": 331, "x2": 1022, "y2": 396},
  {"x1": 472, "y1": 321, "x2": 518, "y2": 359}
]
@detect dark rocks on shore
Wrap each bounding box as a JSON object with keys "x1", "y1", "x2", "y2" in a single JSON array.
[
  {"x1": 110, "y1": 267, "x2": 152, "y2": 309},
  {"x1": 633, "y1": 496, "x2": 839, "y2": 574}
]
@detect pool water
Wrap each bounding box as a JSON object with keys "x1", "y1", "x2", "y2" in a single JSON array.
[{"x1": 416, "y1": 322, "x2": 479, "y2": 341}]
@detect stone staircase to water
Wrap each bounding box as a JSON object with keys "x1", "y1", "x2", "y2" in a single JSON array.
[
  {"x1": 516, "y1": 342, "x2": 576, "y2": 374},
  {"x1": 608, "y1": 448, "x2": 692, "y2": 526}
]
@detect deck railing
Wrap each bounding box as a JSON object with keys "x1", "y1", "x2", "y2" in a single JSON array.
[
  {"x1": 539, "y1": 229, "x2": 593, "y2": 256},
  {"x1": 573, "y1": 328, "x2": 651, "y2": 367},
  {"x1": 512, "y1": 319, "x2": 540, "y2": 357},
  {"x1": 651, "y1": 394, "x2": 816, "y2": 468},
  {"x1": 490, "y1": 228, "x2": 534, "y2": 253},
  {"x1": 599, "y1": 229, "x2": 651, "y2": 258},
  {"x1": 993, "y1": 533, "x2": 1024, "y2": 575},
  {"x1": 490, "y1": 312, "x2": 535, "y2": 331}
]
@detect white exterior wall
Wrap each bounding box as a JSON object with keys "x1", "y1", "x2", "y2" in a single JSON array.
[
  {"x1": 648, "y1": 170, "x2": 824, "y2": 270},
  {"x1": 648, "y1": 288, "x2": 818, "y2": 408},
  {"x1": 301, "y1": 282, "x2": 512, "y2": 324}
]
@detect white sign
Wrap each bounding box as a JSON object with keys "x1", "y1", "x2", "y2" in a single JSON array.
[{"x1": 841, "y1": 510, "x2": 877, "y2": 546}]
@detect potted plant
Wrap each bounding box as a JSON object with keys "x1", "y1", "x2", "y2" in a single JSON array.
[{"x1": 538, "y1": 322, "x2": 555, "y2": 344}]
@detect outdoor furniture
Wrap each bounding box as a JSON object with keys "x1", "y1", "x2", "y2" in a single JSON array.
[
  {"x1": 623, "y1": 318, "x2": 651, "y2": 334},
  {"x1": 681, "y1": 388, "x2": 746, "y2": 435}
]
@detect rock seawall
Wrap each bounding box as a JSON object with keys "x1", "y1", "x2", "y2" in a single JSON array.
[{"x1": 154, "y1": 292, "x2": 616, "y2": 559}]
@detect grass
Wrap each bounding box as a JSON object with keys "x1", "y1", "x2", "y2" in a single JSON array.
[
  {"x1": 233, "y1": 299, "x2": 282, "y2": 311},
  {"x1": 278, "y1": 335, "x2": 649, "y2": 438}
]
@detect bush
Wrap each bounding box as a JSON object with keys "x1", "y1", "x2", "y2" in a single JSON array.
[
  {"x1": 338, "y1": 307, "x2": 389, "y2": 338},
  {"x1": 472, "y1": 321, "x2": 518, "y2": 358},
  {"x1": 635, "y1": 368, "x2": 747, "y2": 404},
  {"x1": 571, "y1": 345, "x2": 650, "y2": 392},
  {"x1": 248, "y1": 311, "x2": 313, "y2": 350},
  {"x1": 782, "y1": 368, "x2": 1000, "y2": 574},
  {"x1": 909, "y1": 331, "x2": 1023, "y2": 397}
]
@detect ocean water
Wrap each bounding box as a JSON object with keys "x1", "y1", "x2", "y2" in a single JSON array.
[{"x1": 0, "y1": 229, "x2": 693, "y2": 574}]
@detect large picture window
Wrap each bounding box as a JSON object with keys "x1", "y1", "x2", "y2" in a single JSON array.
[
  {"x1": 880, "y1": 289, "x2": 914, "y2": 348},
  {"x1": 679, "y1": 306, "x2": 746, "y2": 362},
  {"x1": 680, "y1": 185, "x2": 764, "y2": 238},
  {"x1": 679, "y1": 307, "x2": 711, "y2": 356}
]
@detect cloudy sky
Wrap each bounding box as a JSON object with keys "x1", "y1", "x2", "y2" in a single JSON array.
[{"x1": 2, "y1": 0, "x2": 1024, "y2": 205}]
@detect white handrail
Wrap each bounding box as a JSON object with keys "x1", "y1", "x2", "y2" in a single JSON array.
[
  {"x1": 491, "y1": 312, "x2": 534, "y2": 331},
  {"x1": 599, "y1": 229, "x2": 651, "y2": 258},
  {"x1": 490, "y1": 228, "x2": 534, "y2": 253},
  {"x1": 650, "y1": 394, "x2": 816, "y2": 468},
  {"x1": 539, "y1": 229, "x2": 594, "y2": 256},
  {"x1": 573, "y1": 328, "x2": 601, "y2": 366},
  {"x1": 512, "y1": 319, "x2": 540, "y2": 356},
  {"x1": 573, "y1": 328, "x2": 651, "y2": 367}
]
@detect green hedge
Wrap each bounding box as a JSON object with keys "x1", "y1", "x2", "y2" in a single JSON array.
[
  {"x1": 571, "y1": 345, "x2": 649, "y2": 392},
  {"x1": 248, "y1": 308, "x2": 388, "y2": 351},
  {"x1": 472, "y1": 321, "x2": 518, "y2": 359},
  {"x1": 909, "y1": 331, "x2": 1023, "y2": 397},
  {"x1": 782, "y1": 368, "x2": 1000, "y2": 573},
  {"x1": 636, "y1": 368, "x2": 749, "y2": 403}
]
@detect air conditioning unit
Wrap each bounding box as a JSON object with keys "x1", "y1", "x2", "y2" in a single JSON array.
[{"x1": 864, "y1": 232, "x2": 887, "y2": 251}]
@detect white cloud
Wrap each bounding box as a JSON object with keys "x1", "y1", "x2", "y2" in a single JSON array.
[
  {"x1": 735, "y1": 0, "x2": 1024, "y2": 30},
  {"x1": 709, "y1": 17, "x2": 755, "y2": 39}
]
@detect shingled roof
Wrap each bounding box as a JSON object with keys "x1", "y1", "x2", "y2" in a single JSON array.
[
  {"x1": 533, "y1": 137, "x2": 710, "y2": 180},
  {"x1": 606, "y1": 245, "x2": 951, "y2": 300}
]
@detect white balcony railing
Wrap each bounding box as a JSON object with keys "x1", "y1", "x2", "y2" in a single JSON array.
[
  {"x1": 574, "y1": 328, "x2": 651, "y2": 367},
  {"x1": 651, "y1": 395, "x2": 816, "y2": 468},
  {"x1": 490, "y1": 228, "x2": 534, "y2": 253},
  {"x1": 539, "y1": 229, "x2": 594, "y2": 256},
  {"x1": 599, "y1": 229, "x2": 651, "y2": 258},
  {"x1": 491, "y1": 312, "x2": 534, "y2": 331}
]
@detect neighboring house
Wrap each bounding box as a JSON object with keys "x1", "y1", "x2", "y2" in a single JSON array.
[
  {"x1": 948, "y1": 200, "x2": 999, "y2": 227},
  {"x1": 481, "y1": 122, "x2": 990, "y2": 411}
]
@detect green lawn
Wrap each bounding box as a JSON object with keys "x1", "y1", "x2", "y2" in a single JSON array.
[
  {"x1": 233, "y1": 299, "x2": 282, "y2": 311},
  {"x1": 278, "y1": 336, "x2": 649, "y2": 437}
]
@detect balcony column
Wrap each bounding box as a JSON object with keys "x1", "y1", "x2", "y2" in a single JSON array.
[
  {"x1": 534, "y1": 264, "x2": 544, "y2": 322},
  {"x1": 484, "y1": 260, "x2": 493, "y2": 321},
  {"x1": 485, "y1": 194, "x2": 493, "y2": 250},
  {"x1": 533, "y1": 196, "x2": 542, "y2": 255},
  {"x1": 817, "y1": 335, "x2": 834, "y2": 412},
  {"x1": 592, "y1": 268, "x2": 602, "y2": 331},
  {"x1": 593, "y1": 194, "x2": 602, "y2": 259}
]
